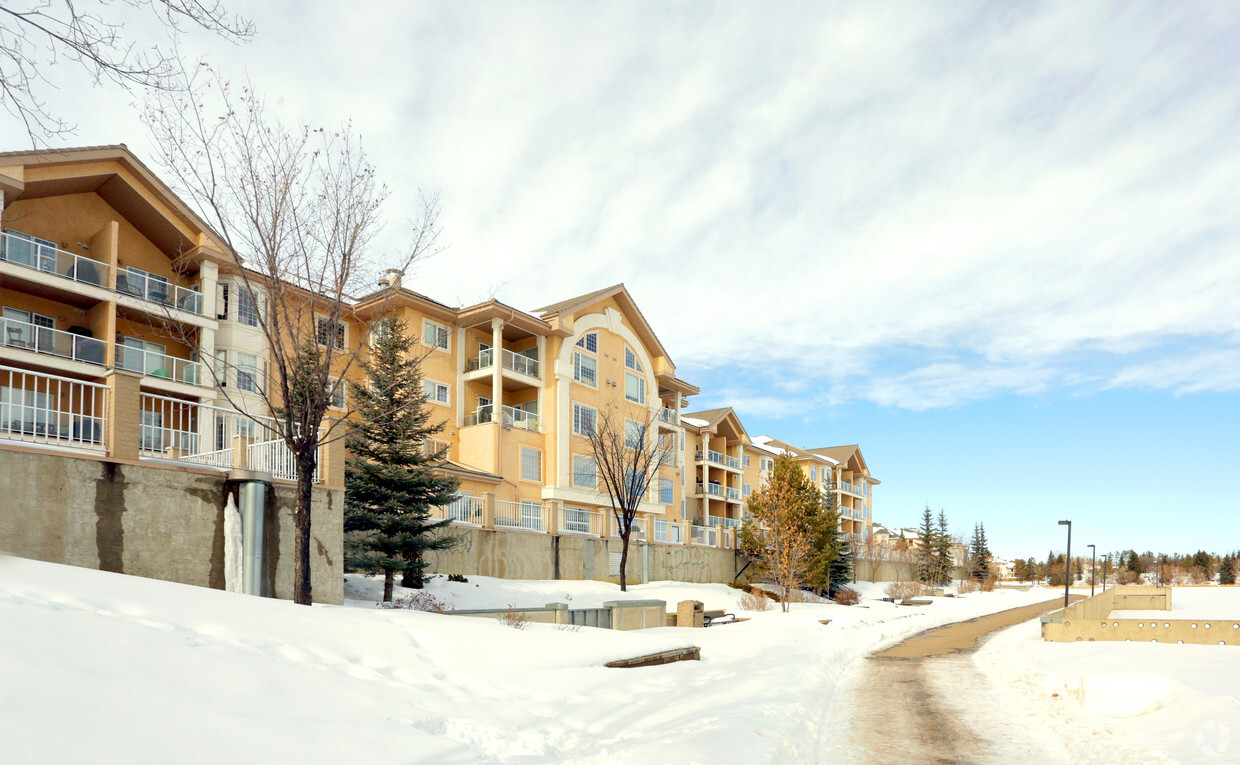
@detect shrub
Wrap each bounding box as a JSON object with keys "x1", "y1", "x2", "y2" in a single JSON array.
[
  {"x1": 499, "y1": 606, "x2": 529, "y2": 630},
  {"x1": 739, "y1": 589, "x2": 771, "y2": 612},
  {"x1": 980, "y1": 577, "x2": 997, "y2": 592},
  {"x1": 833, "y1": 588, "x2": 860, "y2": 606},
  {"x1": 447, "y1": 573, "x2": 468, "y2": 583},
  {"x1": 377, "y1": 591, "x2": 448, "y2": 613},
  {"x1": 884, "y1": 581, "x2": 922, "y2": 601},
  {"x1": 958, "y1": 580, "x2": 980, "y2": 594}
]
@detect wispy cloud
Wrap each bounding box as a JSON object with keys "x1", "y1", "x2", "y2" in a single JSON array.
[{"x1": 28, "y1": 2, "x2": 1240, "y2": 411}]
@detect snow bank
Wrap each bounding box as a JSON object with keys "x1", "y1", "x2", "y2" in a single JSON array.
[
  {"x1": 977, "y1": 611, "x2": 1240, "y2": 764},
  {"x1": 1, "y1": 556, "x2": 1063, "y2": 763},
  {"x1": 1117, "y1": 586, "x2": 1240, "y2": 620}
]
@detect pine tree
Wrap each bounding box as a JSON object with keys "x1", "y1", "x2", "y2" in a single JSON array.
[
  {"x1": 806, "y1": 484, "x2": 852, "y2": 594},
  {"x1": 344, "y1": 318, "x2": 460, "y2": 601},
  {"x1": 915, "y1": 505, "x2": 937, "y2": 584},
  {"x1": 933, "y1": 509, "x2": 954, "y2": 586},
  {"x1": 969, "y1": 523, "x2": 992, "y2": 581},
  {"x1": 1220, "y1": 554, "x2": 1237, "y2": 585},
  {"x1": 739, "y1": 453, "x2": 821, "y2": 611},
  {"x1": 1025, "y1": 556, "x2": 1038, "y2": 583}
]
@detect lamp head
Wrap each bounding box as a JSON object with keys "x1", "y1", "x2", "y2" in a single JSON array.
[
  {"x1": 1058, "y1": 520, "x2": 1071, "y2": 526},
  {"x1": 1088, "y1": 544, "x2": 1095, "y2": 550}
]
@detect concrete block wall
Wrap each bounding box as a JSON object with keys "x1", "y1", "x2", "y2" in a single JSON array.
[{"x1": 0, "y1": 445, "x2": 344, "y2": 604}]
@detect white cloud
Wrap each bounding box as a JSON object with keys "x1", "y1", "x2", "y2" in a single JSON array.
[{"x1": 12, "y1": 2, "x2": 1240, "y2": 410}]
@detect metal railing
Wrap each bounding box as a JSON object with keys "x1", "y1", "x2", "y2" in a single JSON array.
[
  {"x1": 179, "y1": 447, "x2": 234, "y2": 468},
  {"x1": 0, "y1": 365, "x2": 107, "y2": 451},
  {"x1": 691, "y1": 524, "x2": 718, "y2": 547},
  {"x1": 655, "y1": 448, "x2": 678, "y2": 467},
  {"x1": 697, "y1": 481, "x2": 724, "y2": 497},
  {"x1": 561, "y1": 506, "x2": 599, "y2": 535},
  {"x1": 246, "y1": 437, "x2": 320, "y2": 482},
  {"x1": 726, "y1": 455, "x2": 741, "y2": 469},
  {"x1": 116, "y1": 345, "x2": 201, "y2": 385},
  {"x1": 725, "y1": 485, "x2": 741, "y2": 500},
  {"x1": 116, "y1": 269, "x2": 203, "y2": 315},
  {"x1": 1, "y1": 317, "x2": 107, "y2": 366},
  {"x1": 502, "y1": 348, "x2": 538, "y2": 377},
  {"x1": 138, "y1": 392, "x2": 201, "y2": 457},
  {"x1": 433, "y1": 495, "x2": 484, "y2": 525},
  {"x1": 421, "y1": 438, "x2": 450, "y2": 458},
  {"x1": 494, "y1": 499, "x2": 544, "y2": 532},
  {"x1": 706, "y1": 515, "x2": 740, "y2": 529},
  {"x1": 1, "y1": 230, "x2": 111, "y2": 288},
  {"x1": 464, "y1": 405, "x2": 539, "y2": 431},
  {"x1": 654, "y1": 518, "x2": 686, "y2": 544},
  {"x1": 657, "y1": 406, "x2": 678, "y2": 425}
]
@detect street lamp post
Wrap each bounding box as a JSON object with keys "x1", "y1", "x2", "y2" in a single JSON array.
[
  {"x1": 1088, "y1": 544, "x2": 1096, "y2": 597},
  {"x1": 1102, "y1": 554, "x2": 1109, "y2": 593},
  {"x1": 1058, "y1": 520, "x2": 1072, "y2": 609}
]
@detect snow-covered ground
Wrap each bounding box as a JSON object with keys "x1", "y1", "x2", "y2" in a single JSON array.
[
  {"x1": 1, "y1": 556, "x2": 1060, "y2": 763},
  {"x1": 1118, "y1": 586, "x2": 1240, "y2": 620},
  {"x1": 978, "y1": 587, "x2": 1240, "y2": 764}
]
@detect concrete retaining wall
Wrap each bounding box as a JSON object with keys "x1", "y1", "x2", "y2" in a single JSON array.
[
  {"x1": 0, "y1": 446, "x2": 344, "y2": 604},
  {"x1": 422, "y1": 526, "x2": 745, "y2": 585},
  {"x1": 1042, "y1": 586, "x2": 1239, "y2": 646}
]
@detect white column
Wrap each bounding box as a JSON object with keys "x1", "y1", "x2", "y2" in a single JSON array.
[
  {"x1": 490, "y1": 318, "x2": 504, "y2": 471},
  {"x1": 455, "y1": 326, "x2": 466, "y2": 428}
]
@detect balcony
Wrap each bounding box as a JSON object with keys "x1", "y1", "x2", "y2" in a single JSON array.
[
  {"x1": 502, "y1": 348, "x2": 538, "y2": 378},
  {"x1": 1, "y1": 231, "x2": 110, "y2": 289},
  {"x1": 725, "y1": 486, "x2": 741, "y2": 500},
  {"x1": 466, "y1": 348, "x2": 494, "y2": 372},
  {"x1": 0, "y1": 364, "x2": 107, "y2": 451},
  {"x1": 726, "y1": 455, "x2": 741, "y2": 469},
  {"x1": 116, "y1": 270, "x2": 204, "y2": 316},
  {"x1": 116, "y1": 345, "x2": 202, "y2": 386},
  {"x1": 707, "y1": 515, "x2": 740, "y2": 529},
  {"x1": 657, "y1": 406, "x2": 678, "y2": 426},
  {"x1": 464, "y1": 404, "x2": 540, "y2": 432},
  {"x1": 691, "y1": 524, "x2": 718, "y2": 547},
  {"x1": 430, "y1": 495, "x2": 485, "y2": 526},
  {"x1": 1, "y1": 318, "x2": 107, "y2": 366},
  {"x1": 697, "y1": 481, "x2": 724, "y2": 498},
  {"x1": 655, "y1": 448, "x2": 678, "y2": 468}
]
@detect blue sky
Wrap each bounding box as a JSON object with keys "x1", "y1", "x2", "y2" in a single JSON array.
[{"x1": 10, "y1": 1, "x2": 1239, "y2": 558}]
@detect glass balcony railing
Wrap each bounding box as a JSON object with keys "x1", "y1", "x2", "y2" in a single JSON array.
[
  {"x1": 1, "y1": 317, "x2": 106, "y2": 366},
  {"x1": 116, "y1": 270, "x2": 203, "y2": 315},
  {"x1": 725, "y1": 486, "x2": 741, "y2": 500},
  {"x1": 116, "y1": 345, "x2": 201, "y2": 385},
  {"x1": 657, "y1": 406, "x2": 678, "y2": 425},
  {"x1": 502, "y1": 349, "x2": 538, "y2": 377},
  {"x1": 1, "y1": 231, "x2": 110, "y2": 289}
]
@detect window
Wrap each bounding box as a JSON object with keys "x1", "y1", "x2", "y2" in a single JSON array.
[
  {"x1": 660, "y1": 477, "x2": 673, "y2": 505},
  {"x1": 316, "y1": 317, "x2": 345, "y2": 349},
  {"x1": 625, "y1": 419, "x2": 642, "y2": 449},
  {"x1": 624, "y1": 347, "x2": 643, "y2": 372},
  {"x1": 422, "y1": 319, "x2": 450, "y2": 351},
  {"x1": 236, "y1": 417, "x2": 257, "y2": 439},
  {"x1": 743, "y1": 454, "x2": 751, "y2": 467},
  {"x1": 236, "y1": 287, "x2": 260, "y2": 327},
  {"x1": 218, "y1": 283, "x2": 229, "y2": 320},
  {"x1": 520, "y1": 447, "x2": 541, "y2": 482},
  {"x1": 572, "y1": 403, "x2": 596, "y2": 436},
  {"x1": 680, "y1": 431, "x2": 685, "y2": 450},
  {"x1": 743, "y1": 483, "x2": 751, "y2": 496},
  {"x1": 0, "y1": 385, "x2": 53, "y2": 431},
  {"x1": 624, "y1": 372, "x2": 645, "y2": 404},
  {"x1": 572, "y1": 351, "x2": 597, "y2": 386},
  {"x1": 2, "y1": 307, "x2": 54, "y2": 352},
  {"x1": 572, "y1": 455, "x2": 597, "y2": 489},
  {"x1": 139, "y1": 409, "x2": 163, "y2": 451},
  {"x1": 214, "y1": 413, "x2": 228, "y2": 451},
  {"x1": 810, "y1": 466, "x2": 817, "y2": 482},
  {"x1": 213, "y1": 350, "x2": 227, "y2": 388},
  {"x1": 575, "y1": 332, "x2": 597, "y2": 353},
  {"x1": 236, "y1": 352, "x2": 259, "y2": 392},
  {"x1": 422, "y1": 379, "x2": 449, "y2": 404},
  {"x1": 1, "y1": 229, "x2": 57, "y2": 273},
  {"x1": 329, "y1": 379, "x2": 346, "y2": 409},
  {"x1": 564, "y1": 506, "x2": 591, "y2": 534}
]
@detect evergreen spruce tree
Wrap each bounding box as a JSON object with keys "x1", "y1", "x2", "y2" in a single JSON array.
[
  {"x1": 344, "y1": 318, "x2": 460, "y2": 601},
  {"x1": 933, "y1": 509, "x2": 954, "y2": 586},
  {"x1": 969, "y1": 523, "x2": 993, "y2": 581},
  {"x1": 915, "y1": 505, "x2": 937, "y2": 584},
  {"x1": 1220, "y1": 554, "x2": 1237, "y2": 585},
  {"x1": 806, "y1": 486, "x2": 839, "y2": 594}
]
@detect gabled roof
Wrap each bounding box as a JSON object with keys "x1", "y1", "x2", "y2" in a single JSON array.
[
  {"x1": 534, "y1": 283, "x2": 624, "y2": 316},
  {"x1": 682, "y1": 407, "x2": 750, "y2": 443},
  {"x1": 752, "y1": 435, "x2": 838, "y2": 465},
  {"x1": 807, "y1": 444, "x2": 875, "y2": 481},
  {"x1": 682, "y1": 407, "x2": 730, "y2": 427},
  {"x1": 438, "y1": 460, "x2": 502, "y2": 484},
  {"x1": 0, "y1": 144, "x2": 231, "y2": 258}
]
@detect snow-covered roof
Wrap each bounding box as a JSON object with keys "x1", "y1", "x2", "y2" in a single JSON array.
[{"x1": 681, "y1": 416, "x2": 709, "y2": 428}]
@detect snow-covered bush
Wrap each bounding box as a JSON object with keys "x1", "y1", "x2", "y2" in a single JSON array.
[
  {"x1": 377, "y1": 592, "x2": 448, "y2": 613},
  {"x1": 832, "y1": 588, "x2": 860, "y2": 606},
  {"x1": 884, "y1": 581, "x2": 922, "y2": 601},
  {"x1": 958, "y1": 580, "x2": 980, "y2": 594},
  {"x1": 739, "y1": 589, "x2": 771, "y2": 612}
]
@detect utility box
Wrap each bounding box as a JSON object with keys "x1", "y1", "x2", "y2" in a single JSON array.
[{"x1": 677, "y1": 600, "x2": 704, "y2": 628}]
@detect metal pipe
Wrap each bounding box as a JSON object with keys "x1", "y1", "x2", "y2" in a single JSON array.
[{"x1": 229, "y1": 469, "x2": 273, "y2": 596}]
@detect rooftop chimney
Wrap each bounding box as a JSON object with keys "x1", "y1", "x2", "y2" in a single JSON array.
[{"x1": 379, "y1": 269, "x2": 404, "y2": 290}]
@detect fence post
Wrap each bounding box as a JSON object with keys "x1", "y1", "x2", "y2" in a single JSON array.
[
  {"x1": 482, "y1": 492, "x2": 496, "y2": 529},
  {"x1": 544, "y1": 500, "x2": 560, "y2": 535},
  {"x1": 232, "y1": 434, "x2": 247, "y2": 469},
  {"x1": 546, "y1": 602, "x2": 568, "y2": 624},
  {"x1": 104, "y1": 369, "x2": 142, "y2": 461}
]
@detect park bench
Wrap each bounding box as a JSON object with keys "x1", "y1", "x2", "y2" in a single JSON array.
[{"x1": 703, "y1": 609, "x2": 736, "y2": 627}]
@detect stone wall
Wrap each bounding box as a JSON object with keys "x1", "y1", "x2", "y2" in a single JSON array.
[{"x1": 0, "y1": 446, "x2": 344, "y2": 604}]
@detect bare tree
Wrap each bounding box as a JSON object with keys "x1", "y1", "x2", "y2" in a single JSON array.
[
  {"x1": 144, "y1": 65, "x2": 441, "y2": 605},
  {"x1": 1, "y1": 0, "x2": 252, "y2": 142},
  {"x1": 584, "y1": 403, "x2": 666, "y2": 592}
]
